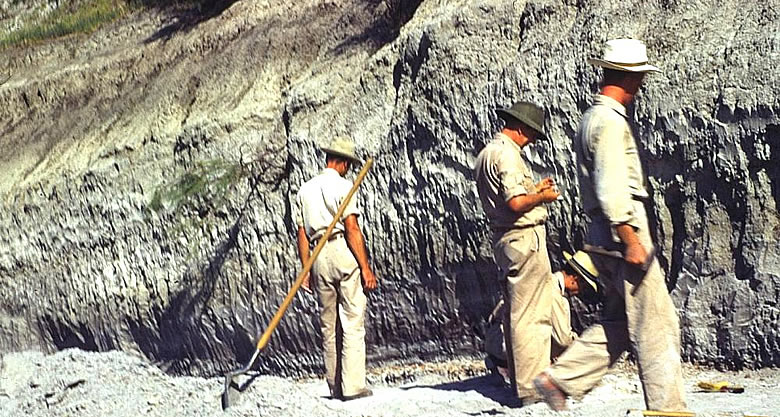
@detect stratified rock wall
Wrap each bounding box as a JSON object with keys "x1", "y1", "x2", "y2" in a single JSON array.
[{"x1": 0, "y1": 0, "x2": 777, "y2": 376}]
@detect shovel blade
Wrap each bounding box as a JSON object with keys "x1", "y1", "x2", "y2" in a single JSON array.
[{"x1": 221, "y1": 372, "x2": 242, "y2": 410}]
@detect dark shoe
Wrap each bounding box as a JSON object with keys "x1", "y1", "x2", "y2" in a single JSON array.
[
  {"x1": 328, "y1": 386, "x2": 343, "y2": 400},
  {"x1": 520, "y1": 396, "x2": 542, "y2": 407},
  {"x1": 342, "y1": 389, "x2": 373, "y2": 401},
  {"x1": 485, "y1": 356, "x2": 511, "y2": 387},
  {"x1": 533, "y1": 373, "x2": 568, "y2": 411}
]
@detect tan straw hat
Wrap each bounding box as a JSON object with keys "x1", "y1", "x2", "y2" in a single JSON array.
[
  {"x1": 587, "y1": 38, "x2": 661, "y2": 73},
  {"x1": 321, "y1": 136, "x2": 361, "y2": 163},
  {"x1": 563, "y1": 251, "x2": 599, "y2": 292}
]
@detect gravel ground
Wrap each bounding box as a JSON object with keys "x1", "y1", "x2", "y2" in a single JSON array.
[{"x1": 1, "y1": 349, "x2": 777, "y2": 417}]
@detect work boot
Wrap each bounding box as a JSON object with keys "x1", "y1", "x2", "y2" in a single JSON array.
[
  {"x1": 327, "y1": 384, "x2": 343, "y2": 400},
  {"x1": 520, "y1": 396, "x2": 542, "y2": 407},
  {"x1": 484, "y1": 356, "x2": 510, "y2": 387},
  {"x1": 342, "y1": 388, "x2": 373, "y2": 401},
  {"x1": 533, "y1": 372, "x2": 568, "y2": 411}
]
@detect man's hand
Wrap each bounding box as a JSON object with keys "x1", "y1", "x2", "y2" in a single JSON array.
[
  {"x1": 616, "y1": 223, "x2": 647, "y2": 266},
  {"x1": 535, "y1": 177, "x2": 555, "y2": 193},
  {"x1": 507, "y1": 177, "x2": 560, "y2": 212},
  {"x1": 536, "y1": 177, "x2": 560, "y2": 202},
  {"x1": 623, "y1": 241, "x2": 648, "y2": 266},
  {"x1": 361, "y1": 269, "x2": 377, "y2": 292},
  {"x1": 539, "y1": 187, "x2": 560, "y2": 203},
  {"x1": 301, "y1": 272, "x2": 313, "y2": 294}
]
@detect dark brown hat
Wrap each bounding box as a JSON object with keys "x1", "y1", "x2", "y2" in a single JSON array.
[{"x1": 496, "y1": 101, "x2": 546, "y2": 139}]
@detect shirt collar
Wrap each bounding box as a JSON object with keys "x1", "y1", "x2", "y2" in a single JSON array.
[
  {"x1": 322, "y1": 167, "x2": 341, "y2": 176},
  {"x1": 495, "y1": 132, "x2": 522, "y2": 153},
  {"x1": 594, "y1": 94, "x2": 628, "y2": 118}
]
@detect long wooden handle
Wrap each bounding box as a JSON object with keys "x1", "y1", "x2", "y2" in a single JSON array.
[{"x1": 255, "y1": 158, "x2": 374, "y2": 350}]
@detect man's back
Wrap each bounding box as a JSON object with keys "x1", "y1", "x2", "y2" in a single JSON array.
[{"x1": 297, "y1": 168, "x2": 359, "y2": 241}]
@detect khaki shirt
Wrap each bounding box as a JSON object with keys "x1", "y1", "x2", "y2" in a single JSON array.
[
  {"x1": 575, "y1": 95, "x2": 649, "y2": 240},
  {"x1": 296, "y1": 168, "x2": 360, "y2": 241},
  {"x1": 474, "y1": 132, "x2": 548, "y2": 233}
]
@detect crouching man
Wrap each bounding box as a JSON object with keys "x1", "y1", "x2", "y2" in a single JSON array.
[{"x1": 485, "y1": 250, "x2": 599, "y2": 384}]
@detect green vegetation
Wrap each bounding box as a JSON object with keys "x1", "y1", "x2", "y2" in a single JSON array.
[
  {"x1": 0, "y1": 0, "x2": 129, "y2": 49},
  {"x1": 147, "y1": 143, "x2": 287, "y2": 246},
  {"x1": 0, "y1": 0, "x2": 223, "y2": 49},
  {"x1": 149, "y1": 158, "x2": 247, "y2": 218}
]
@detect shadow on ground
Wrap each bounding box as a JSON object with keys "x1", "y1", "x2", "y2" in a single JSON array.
[{"x1": 401, "y1": 374, "x2": 522, "y2": 409}]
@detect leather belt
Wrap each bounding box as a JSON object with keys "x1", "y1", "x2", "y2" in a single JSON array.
[
  {"x1": 587, "y1": 195, "x2": 649, "y2": 218},
  {"x1": 311, "y1": 232, "x2": 344, "y2": 248}
]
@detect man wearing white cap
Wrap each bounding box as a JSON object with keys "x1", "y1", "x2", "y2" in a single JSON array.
[
  {"x1": 533, "y1": 39, "x2": 687, "y2": 412},
  {"x1": 551, "y1": 251, "x2": 599, "y2": 351},
  {"x1": 484, "y1": 250, "x2": 600, "y2": 385},
  {"x1": 295, "y1": 136, "x2": 377, "y2": 401}
]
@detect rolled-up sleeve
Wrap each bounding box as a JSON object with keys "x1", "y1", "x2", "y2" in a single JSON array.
[
  {"x1": 497, "y1": 151, "x2": 528, "y2": 201},
  {"x1": 295, "y1": 192, "x2": 305, "y2": 227},
  {"x1": 591, "y1": 118, "x2": 640, "y2": 235},
  {"x1": 340, "y1": 186, "x2": 360, "y2": 221}
]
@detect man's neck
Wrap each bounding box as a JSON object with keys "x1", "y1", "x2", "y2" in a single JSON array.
[
  {"x1": 600, "y1": 85, "x2": 634, "y2": 107},
  {"x1": 326, "y1": 162, "x2": 346, "y2": 176},
  {"x1": 500, "y1": 128, "x2": 527, "y2": 148}
]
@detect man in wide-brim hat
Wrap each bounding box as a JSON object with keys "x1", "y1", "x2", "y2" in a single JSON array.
[
  {"x1": 295, "y1": 136, "x2": 377, "y2": 401},
  {"x1": 534, "y1": 38, "x2": 688, "y2": 413},
  {"x1": 474, "y1": 100, "x2": 561, "y2": 405}
]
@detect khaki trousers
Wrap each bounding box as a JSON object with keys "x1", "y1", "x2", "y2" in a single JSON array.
[
  {"x1": 313, "y1": 237, "x2": 367, "y2": 398},
  {"x1": 546, "y1": 215, "x2": 687, "y2": 411},
  {"x1": 492, "y1": 225, "x2": 554, "y2": 400},
  {"x1": 551, "y1": 282, "x2": 577, "y2": 352},
  {"x1": 485, "y1": 281, "x2": 575, "y2": 363}
]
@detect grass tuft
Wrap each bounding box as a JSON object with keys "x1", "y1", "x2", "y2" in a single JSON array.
[
  {"x1": 0, "y1": 0, "x2": 130, "y2": 49},
  {"x1": 0, "y1": 0, "x2": 219, "y2": 49}
]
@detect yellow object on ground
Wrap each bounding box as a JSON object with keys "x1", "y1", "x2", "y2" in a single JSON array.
[{"x1": 697, "y1": 380, "x2": 745, "y2": 393}]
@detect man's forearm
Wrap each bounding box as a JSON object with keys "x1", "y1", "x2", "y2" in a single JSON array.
[
  {"x1": 507, "y1": 193, "x2": 546, "y2": 213},
  {"x1": 615, "y1": 223, "x2": 640, "y2": 246},
  {"x1": 345, "y1": 229, "x2": 372, "y2": 272},
  {"x1": 296, "y1": 226, "x2": 311, "y2": 266},
  {"x1": 615, "y1": 222, "x2": 648, "y2": 265}
]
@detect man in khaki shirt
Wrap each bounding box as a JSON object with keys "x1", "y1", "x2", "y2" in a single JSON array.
[
  {"x1": 534, "y1": 39, "x2": 688, "y2": 412},
  {"x1": 296, "y1": 137, "x2": 377, "y2": 401},
  {"x1": 474, "y1": 101, "x2": 560, "y2": 405}
]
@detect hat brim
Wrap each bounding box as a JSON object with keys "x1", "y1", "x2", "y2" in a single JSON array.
[
  {"x1": 322, "y1": 148, "x2": 362, "y2": 164},
  {"x1": 587, "y1": 58, "x2": 661, "y2": 73},
  {"x1": 495, "y1": 109, "x2": 547, "y2": 139},
  {"x1": 563, "y1": 252, "x2": 599, "y2": 292}
]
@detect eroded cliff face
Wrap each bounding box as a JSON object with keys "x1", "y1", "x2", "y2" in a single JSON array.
[{"x1": 0, "y1": 0, "x2": 778, "y2": 376}]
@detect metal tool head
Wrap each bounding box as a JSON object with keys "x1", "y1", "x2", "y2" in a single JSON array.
[
  {"x1": 221, "y1": 372, "x2": 238, "y2": 410},
  {"x1": 221, "y1": 367, "x2": 244, "y2": 410},
  {"x1": 221, "y1": 348, "x2": 261, "y2": 410}
]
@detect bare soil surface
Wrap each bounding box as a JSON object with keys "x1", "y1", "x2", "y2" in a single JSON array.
[{"x1": 1, "y1": 349, "x2": 777, "y2": 416}]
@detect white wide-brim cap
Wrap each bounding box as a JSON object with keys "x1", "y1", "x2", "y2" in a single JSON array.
[
  {"x1": 563, "y1": 251, "x2": 599, "y2": 292},
  {"x1": 321, "y1": 136, "x2": 362, "y2": 163},
  {"x1": 588, "y1": 38, "x2": 661, "y2": 73}
]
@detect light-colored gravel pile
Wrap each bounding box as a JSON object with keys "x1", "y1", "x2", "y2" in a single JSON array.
[{"x1": 1, "y1": 349, "x2": 777, "y2": 417}]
